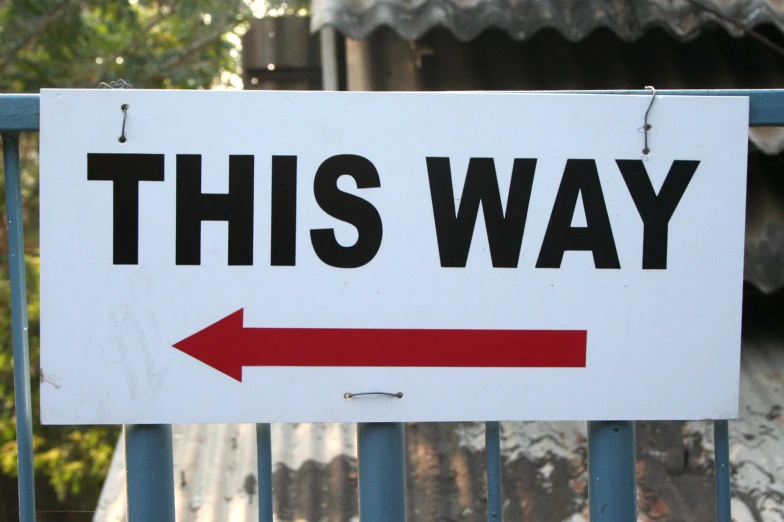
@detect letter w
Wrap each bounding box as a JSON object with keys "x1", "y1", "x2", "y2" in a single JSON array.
[{"x1": 426, "y1": 157, "x2": 536, "y2": 267}]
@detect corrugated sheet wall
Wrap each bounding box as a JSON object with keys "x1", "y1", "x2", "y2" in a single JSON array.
[{"x1": 94, "y1": 335, "x2": 784, "y2": 522}]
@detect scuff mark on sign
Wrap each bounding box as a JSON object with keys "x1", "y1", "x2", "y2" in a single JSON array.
[{"x1": 40, "y1": 369, "x2": 62, "y2": 389}]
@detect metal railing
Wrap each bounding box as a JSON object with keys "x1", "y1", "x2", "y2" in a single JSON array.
[{"x1": 2, "y1": 89, "x2": 776, "y2": 522}]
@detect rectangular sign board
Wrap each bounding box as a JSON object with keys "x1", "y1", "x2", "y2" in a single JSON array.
[{"x1": 40, "y1": 90, "x2": 748, "y2": 424}]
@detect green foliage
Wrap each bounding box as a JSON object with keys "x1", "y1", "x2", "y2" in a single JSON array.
[
  {"x1": 0, "y1": 0, "x2": 254, "y2": 91},
  {"x1": 0, "y1": 0, "x2": 278, "y2": 518}
]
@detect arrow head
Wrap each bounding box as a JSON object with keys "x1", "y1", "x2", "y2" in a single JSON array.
[{"x1": 173, "y1": 309, "x2": 245, "y2": 382}]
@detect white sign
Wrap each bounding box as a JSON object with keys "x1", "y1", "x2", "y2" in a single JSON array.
[{"x1": 40, "y1": 90, "x2": 748, "y2": 424}]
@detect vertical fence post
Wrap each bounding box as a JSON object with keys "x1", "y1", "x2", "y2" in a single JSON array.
[
  {"x1": 588, "y1": 421, "x2": 636, "y2": 521},
  {"x1": 714, "y1": 420, "x2": 731, "y2": 522},
  {"x1": 358, "y1": 423, "x2": 406, "y2": 522},
  {"x1": 485, "y1": 421, "x2": 503, "y2": 522},
  {"x1": 256, "y1": 423, "x2": 274, "y2": 522},
  {"x1": 2, "y1": 132, "x2": 36, "y2": 522},
  {"x1": 320, "y1": 26, "x2": 339, "y2": 91},
  {"x1": 124, "y1": 424, "x2": 175, "y2": 522}
]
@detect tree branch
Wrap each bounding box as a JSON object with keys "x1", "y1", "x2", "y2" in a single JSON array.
[
  {"x1": 89, "y1": 10, "x2": 172, "y2": 86},
  {"x1": 151, "y1": 25, "x2": 232, "y2": 83},
  {"x1": 0, "y1": 0, "x2": 77, "y2": 74}
]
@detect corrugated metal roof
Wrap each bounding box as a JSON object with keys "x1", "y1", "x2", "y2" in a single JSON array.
[
  {"x1": 93, "y1": 333, "x2": 784, "y2": 522},
  {"x1": 311, "y1": 0, "x2": 784, "y2": 42},
  {"x1": 750, "y1": 128, "x2": 784, "y2": 155}
]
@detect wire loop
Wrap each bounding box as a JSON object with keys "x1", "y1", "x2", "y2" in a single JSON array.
[
  {"x1": 118, "y1": 104, "x2": 129, "y2": 143},
  {"x1": 643, "y1": 85, "x2": 656, "y2": 155},
  {"x1": 98, "y1": 79, "x2": 133, "y2": 89},
  {"x1": 344, "y1": 392, "x2": 404, "y2": 399}
]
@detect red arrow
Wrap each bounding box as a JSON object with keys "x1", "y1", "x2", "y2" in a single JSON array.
[{"x1": 173, "y1": 309, "x2": 587, "y2": 382}]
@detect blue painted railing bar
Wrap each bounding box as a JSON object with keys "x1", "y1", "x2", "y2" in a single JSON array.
[
  {"x1": 2, "y1": 132, "x2": 36, "y2": 522},
  {"x1": 0, "y1": 95, "x2": 39, "y2": 131},
  {"x1": 588, "y1": 421, "x2": 637, "y2": 521},
  {"x1": 3, "y1": 89, "x2": 784, "y2": 131},
  {"x1": 714, "y1": 420, "x2": 731, "y2": 522},
  {"x1": 256, "y1": 423, "x2": 274, "y2": 522},
  {"x1": 485, "y1": 421, "x2": 503, "y2": 522},
  {"x1": 565, "y1": 89, "x2": 784, "y2": 127},
  {"x1": 358, "y1": 423, "x2": 406, "y2": 522},
  {"x1": 124, "y1": 424, "x2": 175, "y2": 522}
]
